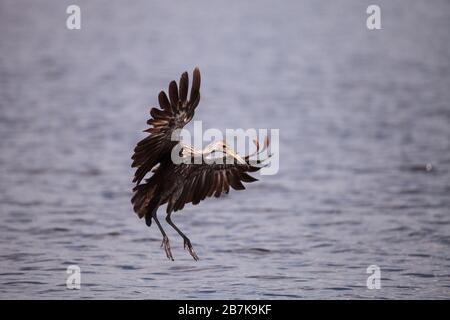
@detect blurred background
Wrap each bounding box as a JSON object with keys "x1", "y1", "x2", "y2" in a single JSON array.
[{"x1": 0, "y1": 0, "x2": 449, "y2": 299}]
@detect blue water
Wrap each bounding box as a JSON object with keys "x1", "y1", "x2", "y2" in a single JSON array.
[{"x1": 0, "y1": 0, "x2": 449, "y2": 299}]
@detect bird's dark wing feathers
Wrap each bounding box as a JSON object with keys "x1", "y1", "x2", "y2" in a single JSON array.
[
  {"x1": 131, "y1": 68, "x2": 201, "y2": 184},
  {"x1": 166, "y1": 157, "x2": 265, "y2": 214}
]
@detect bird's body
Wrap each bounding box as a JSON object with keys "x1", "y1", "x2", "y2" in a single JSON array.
[{"x1": 131, "y1": 68, "x2": 269, "y2": 260}]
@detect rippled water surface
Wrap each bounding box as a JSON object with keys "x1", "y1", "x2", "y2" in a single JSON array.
[{"x1": 1, "y1": 0, "x2": 450, "y2": 299}]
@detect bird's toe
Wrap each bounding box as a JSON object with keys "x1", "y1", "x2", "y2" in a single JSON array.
[
  {"x1": 162, "y1": 236, "x2": 174, "y2": 261},
  {"x1": 184, "y1": 238, "x2": 199, "y2": 261}
]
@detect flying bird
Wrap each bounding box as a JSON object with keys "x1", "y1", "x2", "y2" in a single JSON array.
[{"x1": 131, "y1": 67, "x2": 269, "y2": 261}]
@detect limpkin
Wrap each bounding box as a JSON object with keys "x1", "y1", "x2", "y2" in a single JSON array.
[{"x1": 131, "y1": 67, "x2": 269, "y2": 261}]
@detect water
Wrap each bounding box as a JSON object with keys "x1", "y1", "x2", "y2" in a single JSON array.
[{"x1": 1, "y1": 0, "x2": 450, "y2": 299}]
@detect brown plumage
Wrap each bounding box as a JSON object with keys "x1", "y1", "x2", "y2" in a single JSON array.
[{"x1": 131, "y1": 67, "x2": 269, "y2": 261}]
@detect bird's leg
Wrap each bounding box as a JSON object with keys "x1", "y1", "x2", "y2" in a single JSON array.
[
  {"x1": 152, "y1": 210, "x2": 174, "y2": 261},
  {"x1": 166, "y1": 215, "x2": 199, "y2": 261}
]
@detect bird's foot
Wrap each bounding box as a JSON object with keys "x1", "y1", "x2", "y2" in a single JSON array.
[
  {"x1": 161, "y1": 236, "x2": 174, "y2": 261},
  {"x1": 184, "y1": 238, "x2": 199, "y2": 261}
]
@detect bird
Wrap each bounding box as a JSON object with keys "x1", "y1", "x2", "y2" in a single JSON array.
[{"x1": 131, "y1": 67, "x2": 269, "y2": 261}]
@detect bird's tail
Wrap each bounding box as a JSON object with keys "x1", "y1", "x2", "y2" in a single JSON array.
[{"x1": 131, "y1": 180, "x2": 161, "y2": 226}]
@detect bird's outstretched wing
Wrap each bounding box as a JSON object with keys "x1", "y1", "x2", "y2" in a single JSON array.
[
  {"x1": 165, "y1": 141, "x2": 270, "y2": 214},
  {"x1": 132, "y1": 68, "x2": 201, "y2": 184}
]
